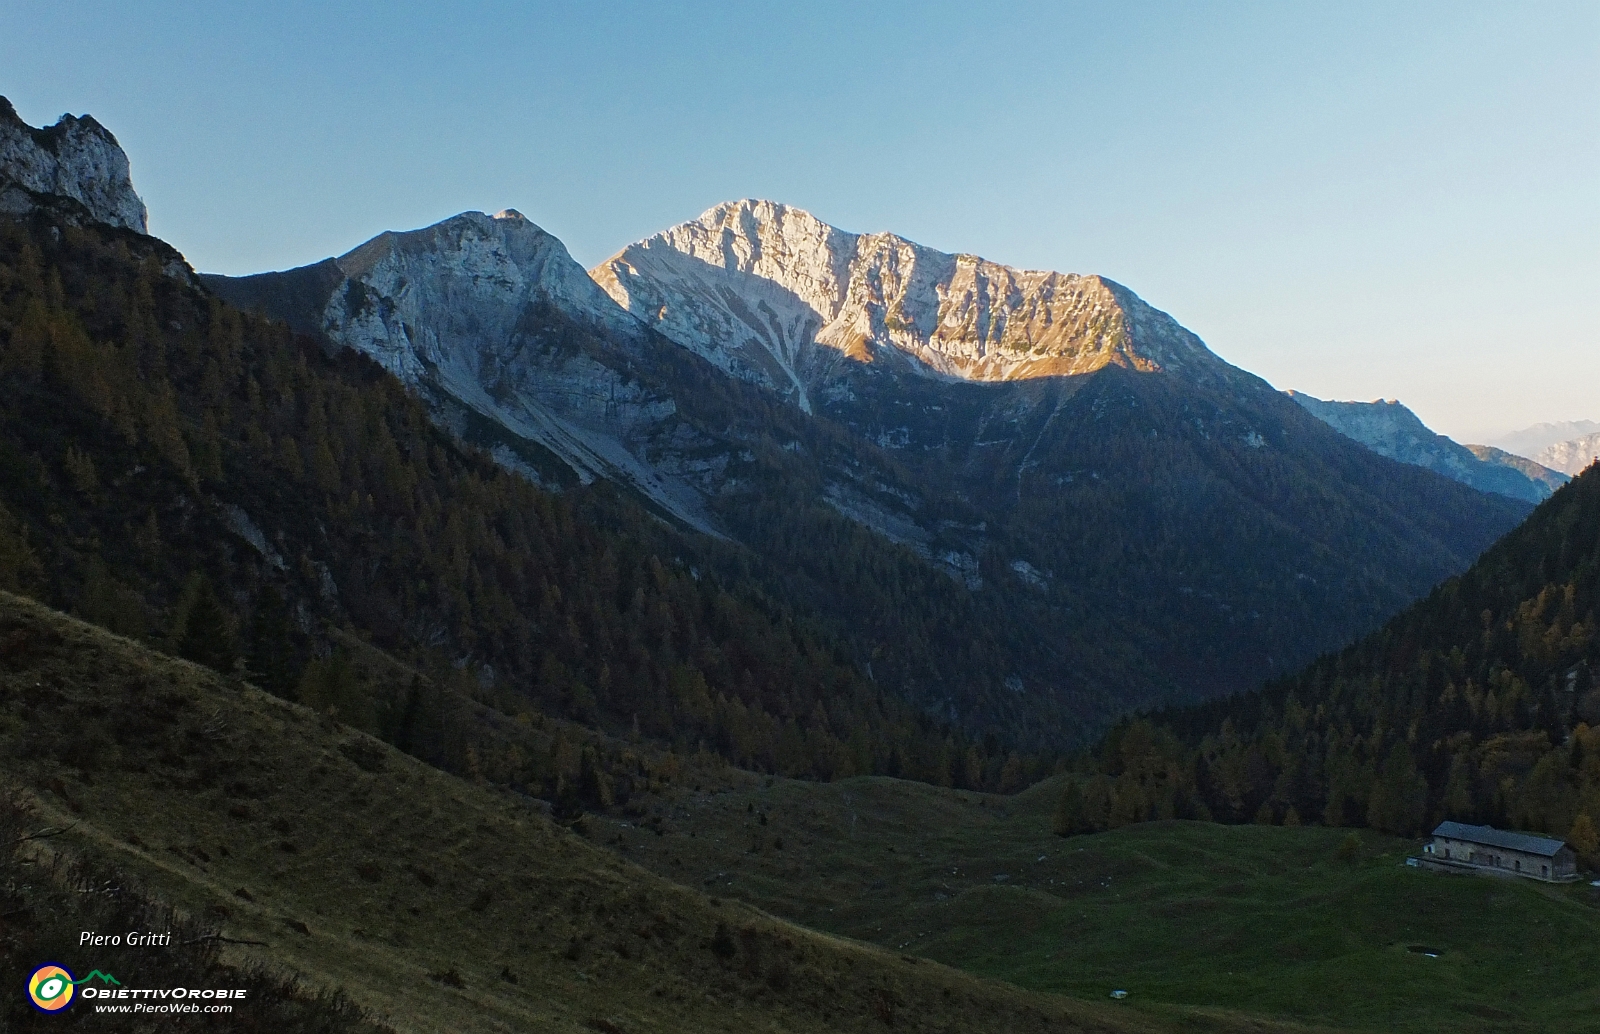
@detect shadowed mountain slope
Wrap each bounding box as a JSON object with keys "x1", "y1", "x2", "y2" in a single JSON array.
[
  {"x1": 1465, "y1": 444, "x2": 1571, "y2": 497},
  {"x1": 1062, "y1": 464, "x2": 1599, "y2": 843},
  {"x1": 2, "y1": 191, "x2": 1011, "y2": 791},
  {"x1": 0, "y1": 589, "x2": 1210, "y2": 1034},
  {"x1": 1287, "y1": 391, "x2": 1565, "y2": 502},
  {"x1": 205, "y1": 199, "x2": 1530, "y2": 746}
]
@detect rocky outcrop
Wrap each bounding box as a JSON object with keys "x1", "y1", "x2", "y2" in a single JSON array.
[
  {"x1": 1537, "y1": 433, "x2": 1600, "y2": 477},
  {"x1": 0, "y1": 94, "x2": 1540, "y2": 752},
  {"x1": 1464, "y1": 445, "x2": 1571, "y2": 496},
  {"x1": 0, "y1": 96, "x2": 147, "y2": 233},
  {"x1": 590, "y1": 200, "x2": 1241, "y2": 412},
  {"x1": 206, "y1": 211, "x2": 723, "y2": 534},
  {"x1": 1487, "y1": 420, "x2": 1600, "y2": 461},
  {"x1": 1286, "y1": 392, "x2": 1565, "y2": 502},
  {"x1": 209, "y1": 200, "x2": 1533, "y2": 741}
]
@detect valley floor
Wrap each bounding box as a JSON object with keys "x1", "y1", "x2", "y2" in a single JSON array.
[
  {"x1": 5, "y1": 590, "x2": 1597, "y2": 1032},
  {"x1": 595, "y1": 774, "x2": 1600, "y2": 1033},
  {"x1": 0, "y1": 591, "x2": 1305, "y2": 1034}
]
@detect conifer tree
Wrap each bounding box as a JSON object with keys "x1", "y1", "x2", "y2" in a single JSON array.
[
  {"x1": 0, "y1": 503, "x2": 41, "y2": 594},
  {"x1": 246, "y1": 586, "x2": 297, "y2": 696},
  {"x1": 579, "y1": 746, "x2": 614, "y2": 811},
  {"x1": 1569, "y1": 813, "x2": 1598, "y2": 865},
  {"x1": 1367, "y1": 743, "x2": 1428, "y2": 836},
  {"x1": 173, "y1": 572, "x2": 236, "y2": 673},
  {"x1": 1053, "y1": 781, "x2": 1088, "y2": 837}
]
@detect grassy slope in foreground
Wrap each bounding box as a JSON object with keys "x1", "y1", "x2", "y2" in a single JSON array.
[
  {"x1": 0, "y1": 589, "x2": 1234, "y2": 1034},
  {"x1": 592, "y1": 773, "x2": 1600, "y2": 1033},
  {"x1": 1, "y1": 791, "x2": 393, "y2": 1033}
]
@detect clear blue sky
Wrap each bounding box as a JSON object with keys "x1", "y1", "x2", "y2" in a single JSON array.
[{"x1": 3, "y1": 0, "x2": 1595, "y2": 442}]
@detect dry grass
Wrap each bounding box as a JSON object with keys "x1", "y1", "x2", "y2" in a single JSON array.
[{"x1": 0, "y1": 590, "x2": 1237, "y2": 1034}]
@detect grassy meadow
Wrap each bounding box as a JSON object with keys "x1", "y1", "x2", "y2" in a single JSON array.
[
  {"x1": 597, "y1": 773, "x2": 1600, "y2": 1033},
  {"x1": 6, "y1": 583, "x2": 1598, "y2": 1032},
  {"x1": 0, "y1": 590, "x2": 1285, "y2": 1034}
]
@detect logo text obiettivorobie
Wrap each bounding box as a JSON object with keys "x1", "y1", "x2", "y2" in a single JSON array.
[{"x1": 27, "y1": 962, "x2": 248, "y2": 1015}]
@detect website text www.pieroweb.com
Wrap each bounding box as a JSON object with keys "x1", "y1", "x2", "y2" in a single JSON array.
[{"x1": 28, "y1": 961, "x2": 248, "y2": 1016}]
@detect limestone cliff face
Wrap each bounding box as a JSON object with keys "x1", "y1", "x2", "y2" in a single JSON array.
[
  {"x1": 1537, "y1": 433, "x2": 1600, "y2": 477},
  {"x1": 0, "y1": 97, "x2": 147, "y2": 233},
  {"x1": 321, "y1": 209, "x2": 642, "y2": 379},
  {"x1": 207, "y1": 211, "x2": 719, "y2": 533},
  {"x1": 1486, "y1": 420, "x2": 1600, "y2": 462},
  {"x1": 591, "y1": 199, "x2": 1236, "y2": 412},
  {"x1": 208, "y1": 200, "x2": 1535, "y2": 737},
  {"x1": 333, "y1": 209, "x2": 642, "y2": 364}
]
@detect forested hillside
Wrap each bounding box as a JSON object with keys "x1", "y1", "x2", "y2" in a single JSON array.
[
  {"x1": 0, "y1": 201, "x2": 1014, "y2": 790},
  {"x1": 0, "y1": 590, "x2": 1162, "y2": 1034},
  {"x1": 212, "y1": 204, "x2": 1529, "y2": 752},
  {"x1": 1058, "y1": 464, "x2": 1600, "y2": 859}
]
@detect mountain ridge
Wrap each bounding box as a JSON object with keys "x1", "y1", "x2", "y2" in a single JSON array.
[
  {"x1": 589, "y1": 199, "x2": 1245, "y2": 413},
  {"x1": 1285, "y1": 391, "x2": 1565, "y2": 502},
  {"x1": 1537, "y1": 432, "x2": 1600, "y2": 477},
  {"x1": 1061, "y1": 463, "x2": 1599, "y2": 842},
  {"x1": 0, "y1": 91, "x2": 1514, "y2": 749},
  {"x1": 204, "y1": 198, "x2": 1531, "y2": 743},
  {"x1": 1465, "y1": 444, "x2": 1571, "y2": 495},
  {"x1": 1487, "y1": 419, "x2": 1600, "y2": 461},
  {"x1": 206, "y1": 209, "x2": 719, "y2": 532}
]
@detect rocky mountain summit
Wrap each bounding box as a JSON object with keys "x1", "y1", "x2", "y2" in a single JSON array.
[
  {"x1": 1537, "y1": 432, "x2": 1600, "y2": 477},
  {"x1": 0, "y1": 96, "x2": 147, "y2": 233},
  {"x1": 591, "y1": 199, "x2": 1242, "y2": 413},
  {"x1": 1286, "y1": 392, "x2": 1566, "y2": 502},
  {"x1": 1, "y1": 88, "x2": 1534, "y2": 740},
  {"x1": 207, "y1": 200, "x2": 1531, "y2": 738},
  {"x1": 201, "y1": 210, "x2": 726, "y2": 530},
  {"x1": 1488, "y1": 419, "x2": 1600, "y2": 461}
]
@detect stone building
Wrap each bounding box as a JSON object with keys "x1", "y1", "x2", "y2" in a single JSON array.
[{"x1": 1421, "y1": 821, "x2": 1578, "y2": 882}]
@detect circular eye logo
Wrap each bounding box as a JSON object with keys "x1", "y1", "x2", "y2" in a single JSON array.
[{"x1": 28, "y1": 964, "x2": 75, "y2": 1012}]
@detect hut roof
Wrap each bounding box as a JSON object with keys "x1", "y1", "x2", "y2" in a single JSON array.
[{"x1": 1432, "y1": 821, "x2": 1567, "y2": 858}]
